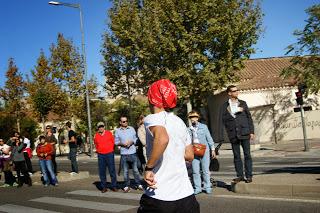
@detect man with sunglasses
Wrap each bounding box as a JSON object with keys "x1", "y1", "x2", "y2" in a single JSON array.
[
  {"x1": 219, "y1": 85, "x2": 254, "y2": 183},
  {"x1": 114, "y1": 116, "x2": 143, "y2": 193}
]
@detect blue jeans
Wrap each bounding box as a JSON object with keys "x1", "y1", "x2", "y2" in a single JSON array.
[
  {"x1": 98, "y1": 152, "x2": 117, "y2": 189},
  {"x1": 39, "y1": 159, "x2": 58, "y2": 185},
  {"x1": 192, "y1": 149, "x2": 211, "y2": 193},
  {"x1": 121, "y1": 154, "x2": 141, "y2": 187},
  {"x1": 231, "y1": 139, "x2": 252, "y2": 178},
  {"x1": 69, "y1": 147, "x2": 78, "y2": 173}
]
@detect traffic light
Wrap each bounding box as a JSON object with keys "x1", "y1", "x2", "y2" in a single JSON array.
[{"x1": 295, "y1": 91, "x2": 303, "y2": 105}]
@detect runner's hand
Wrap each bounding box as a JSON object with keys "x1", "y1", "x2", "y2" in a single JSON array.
[{"x1": 144, "y1": 171, "x2": 157, "y2": 189}]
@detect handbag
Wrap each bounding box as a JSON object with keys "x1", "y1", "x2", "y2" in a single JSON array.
[
  {"x1": 193, "y1": 143, "x2": 206, "y2": 157},
  {"x1": 209, "y1": 158, "x2": 220, "y2": 171}
]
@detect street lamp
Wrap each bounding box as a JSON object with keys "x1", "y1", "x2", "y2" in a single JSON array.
[{"x1": 49, "y1": 1, "x2": 94, "y2": 158}]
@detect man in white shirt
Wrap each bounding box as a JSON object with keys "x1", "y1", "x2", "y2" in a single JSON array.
[{"x1": 138, "y1": 79, "x2": 200, "y2": 213}]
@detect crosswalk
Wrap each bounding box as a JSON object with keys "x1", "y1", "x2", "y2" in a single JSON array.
[{"x1": 0, "y1": 190, "x2": 141, "y2": 213}]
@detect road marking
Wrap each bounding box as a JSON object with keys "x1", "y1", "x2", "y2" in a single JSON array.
[
  {"x1": 30, "y1": 197, "x2": 138, "y2": 212},
  {"x1": 227, "y1": 165, "x2": 320, "y2": 168},
  {"x1": 215, "y1": 195, "x2": 320, "y2": 204},
  {"x1": 0, "y1": 204, "x2": 61, "y2": 213},
  {"x1": 67, "y1": 190, "x2": 142, "y2": 200}
]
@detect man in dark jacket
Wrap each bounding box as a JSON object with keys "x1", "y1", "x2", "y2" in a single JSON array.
[{"x1": 219, "y1": 85, "x2": 254, "y2": 183}]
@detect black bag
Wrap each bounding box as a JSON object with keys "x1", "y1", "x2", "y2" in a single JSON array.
[{"x1": 209, "y1": 158, "x2": 220, "y2": 171}]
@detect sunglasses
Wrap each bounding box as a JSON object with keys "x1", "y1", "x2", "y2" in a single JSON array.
[
  {"x1": 121, "y1": 121, "x2": 128, "y2": 123},
  {"x1": 230, "y1": 89, "x2": 238, "y2": 92}
]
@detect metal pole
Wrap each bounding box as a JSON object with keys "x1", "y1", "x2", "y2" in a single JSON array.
[
  {"x1": 79, "y1": 6, "x2": 93, "y2": 157},
  {"x1": 300, "y1": 105, "x2": 309, "y2": 151}
]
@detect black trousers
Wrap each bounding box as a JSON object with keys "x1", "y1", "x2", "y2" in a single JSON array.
[
  {"x1": 14, "y1": 161, "x2": 31, "y2": 186},
  {"x1": 51, "y1": 154, "x2": 57, "y2": 174},
  {"x1": 138, "y1": 194, "x2": 200, "y2": 213},
  {"x1": 23, "y1": 152, "x2": 33, "y2": 173},
  {"x1": 231, "y1": 139, "x2": 253, "y2": 178}
]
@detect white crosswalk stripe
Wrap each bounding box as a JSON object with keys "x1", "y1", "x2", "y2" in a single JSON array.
[
  {"x1": 30, "y1": 196, "x2": 138, "y2": 212},
  {"x1": 0, "y1": 204, "x2": 61, "y2": 213},
  {"x1": 66, "y1": 190, "x2": 142, "y2": 200}
]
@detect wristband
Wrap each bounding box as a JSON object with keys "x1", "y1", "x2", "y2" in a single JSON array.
[{"x1": 145, "y1": 165, "x2": 154, "y2": 171}]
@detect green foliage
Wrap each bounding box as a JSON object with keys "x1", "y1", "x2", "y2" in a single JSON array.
[
  {"x1": 50, "y1": 33, "x2": 86, "y2": 118},
  {"x1": 26, "y1": 50, "x2": 68, "y2": 121},
  {"x1": 282, "y1": 4, "x2": 320, "y2": 94},
  {"x1": 0, "y1": 58, "x2": 25, "y2": 115},
  {"x1": 0, "y1": 114, "x2": 39, "y2": 146},
  {"x1": 102, "y1": 0, "x2": 262, "y2": 108}
]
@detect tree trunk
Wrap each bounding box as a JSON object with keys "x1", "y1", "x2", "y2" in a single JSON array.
[
  {"x1": 16, "y1": 110, "x2": 21, "y2": 133},
  {"x1": 186, "y1": 99, "x2": 192, "y2": 126},
  {"x1": 42, "y1": 116, "x2": 46, "y2": 133}
]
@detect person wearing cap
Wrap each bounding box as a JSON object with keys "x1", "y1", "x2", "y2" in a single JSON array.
[
  {"x1": 138, "y1": 79, "x2": 200, "y2": 213},
  {"x1": 188, "y1": 110, "x2": 215, "y2": 195},
  {"x1": 94, "y1": 122, "x2": 118, "y2": 193}
]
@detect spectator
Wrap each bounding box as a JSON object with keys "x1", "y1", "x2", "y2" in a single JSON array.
[
  {"x1": 36, "y1": 135, "x2": 58, "y2": 187},
  {"x1": 66, "y1": 121, "x2": 79, "y2": 174},
  {"x1": 22, "y1": 133, "x2": 34, "y2": 175},
  {"x1": 0, "y1": 138, "x2": 16, "y2": 187},
  {"x1": 11, "y1": 137, "x2": 32, "y2": 187},
  {"x1": 45, "y1": 125, "x2": 58, "y2": 175},
  {"x1": 137, "y1": 115, "x2": 147, "y2": 172},
  {"x1": 115, "y1": 116, "x2": 143, "y2": 193},
  {"x1": 219, "y1": 85, "x2": 254, "y2": 183},
  {"x1": 188, "y1": 110, "x2": 215, "y2": 194},
  {"x1": 94, "y1": 122, "x2": 117, "y2": 193}
]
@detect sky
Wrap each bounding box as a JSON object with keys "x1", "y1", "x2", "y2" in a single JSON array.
[{"x1": 0, "y1": 0, "x2": 319, "y2": 90}]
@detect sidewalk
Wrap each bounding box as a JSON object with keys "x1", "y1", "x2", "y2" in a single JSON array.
[{"x1": 227, "y1": 139, "x2": 320, "y2": 198}]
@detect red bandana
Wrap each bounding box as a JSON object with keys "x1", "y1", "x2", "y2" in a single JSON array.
[{"x1": 147, "y1": 79, "x2": 177, "y2": 109}]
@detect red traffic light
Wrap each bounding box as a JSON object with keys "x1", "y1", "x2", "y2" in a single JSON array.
[{"x1": 295, "y1": 91, "x2": 302, "y2": 98}]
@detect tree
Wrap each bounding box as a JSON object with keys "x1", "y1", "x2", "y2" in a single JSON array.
[
  {"x1": 26, "y1": 50, "x2": 69, "y2": 131},
  {"x1": 0, "y1": 58, "x2": 25, "y2": 132},
  {"x1": 282, "y1": 4, "x2": 320, "y2": 94},
  {"x1": 102, "y1": 0, "x2": 262, "y2": 108},
  {"x1": 50, "y1": 33, "x2": 85, "y2": 120}
]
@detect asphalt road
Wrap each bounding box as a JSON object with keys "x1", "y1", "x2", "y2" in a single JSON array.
[{"x1": 0, "y1": 155, "x2": 319, "y2": 213}]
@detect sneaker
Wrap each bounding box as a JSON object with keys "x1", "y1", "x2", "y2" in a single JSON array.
[
  {"x1": 69, "y1": 172, "x2": 78, "y2": 175},
  {"x1": 12, "y1": 182, "x2": 19, "y2": 187},
  {"x1": 54, "y1": 183, "x2": 59, "y2": 186},
  {"x1": 110, "y1": 188, "x2": 118, "y2": 192},
  {"x1": 137, "y1": 185, "x2": 144, "y2": 191},
  {"x1": 28, "y1": 172, "x2": 33, "y2": 176},
  {"x1": 44, "y1": 184, "x2": 49, "y2": 187},
  {"x1": 245, "y1": 177, "x2": 253, "y2": 183},
  {"x1": 123, "y1": 186, "x2": 131, "y2": 193},
  {"x1": 232, "y1": 177, "x2": 245, "y2": 184},
  {"x1": 0, "y1": 184, "x2": 11, "y2": 188},
  {"x1": 101, "y1": 188, "x2": 108, "y2": 193}
]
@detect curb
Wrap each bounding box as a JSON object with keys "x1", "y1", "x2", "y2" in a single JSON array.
[
  {"x1": 30, "y1": 171, "x2": 90, "y2": 185},
  {"x1": 233, "y1": 182, "x2": 320, "y2": 198}
]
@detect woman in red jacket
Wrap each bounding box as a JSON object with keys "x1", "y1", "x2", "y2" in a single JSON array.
[{"x1": 36, "y1": 136, "x2": 58, "y2": 187}]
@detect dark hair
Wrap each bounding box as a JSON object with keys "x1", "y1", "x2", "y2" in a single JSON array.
[
  {"x1": 66, "y1": 121, "x2": 72, "y2": 128},
  {"x1": 226, "y1": 85, "x2": 237, "y2": 92},
  {"x1": 39, "y1": 135, "x2": 46, "y2": 141},
  {"x1": 119, "y1": 115, "x2": 128, "y2": 121}
]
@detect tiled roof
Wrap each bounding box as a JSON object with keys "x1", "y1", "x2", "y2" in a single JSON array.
[{"x1": 237, "y1": 57, "x2": 297, "y2": 90}]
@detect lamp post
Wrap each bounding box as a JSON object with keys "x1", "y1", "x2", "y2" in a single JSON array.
[{"x1": 49, "y1": 1, "x2": 94, "y2": 157}]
